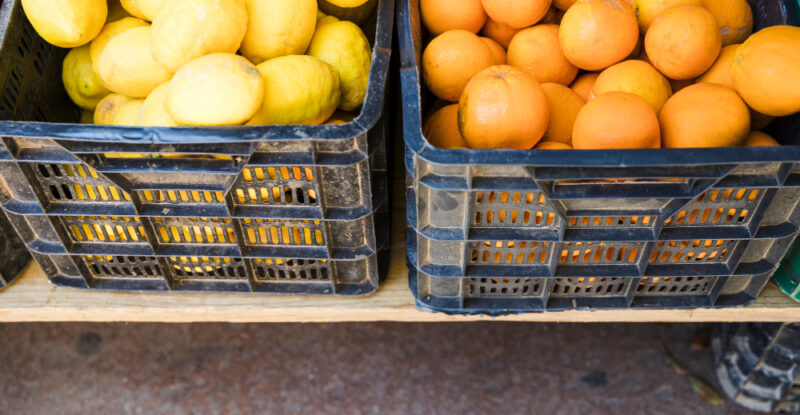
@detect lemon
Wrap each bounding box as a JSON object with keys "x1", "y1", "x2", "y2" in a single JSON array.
[
  {"x1": 62, "y1": 45, "x2": 111, "y2": 110},
  {"x1": 151, "y1": 0, "x2": 248, "y2": 72},
  {"x1": 138, "y1": 82, "x2": 177, "y2": 127},
  {"x1": 166, "y1": 53, "x2": 264, "y2": 126},
  {"x1": 97, "y1": 26, "x2": 173, "y2": 97},
  {"x1": 318, "y1": 0, "x2": 377, "y2": 24},
  {"x1": 90, "y1": 17, "x2": 149, "y2": 75},
  {"x1": 120, "y1": 0, "x2": 162, "y2": 21},
  {"x1": 247, "y1": 55, "x2": 340, "y2": 126},
  {"x1": 21, "y1": 0, "x2": 107, "y2": 47},
  {"x1": 307, "y1": 21, "x2": 372, "y2": 111},
  {"x1": 94, "y1": 93, "x2": 134, "y2": 124},
  {"x1": 80, "y1": 110, "x2": 94, "y2": 124},
  {"x1": 325, "y1": 110, "x2": 356, "y2": 125},
  {"x1": 317, "y1": 15, "x2": 341, "y2": 27},
  {"x1": 112, "y1": 98, "x2": 145, "y2": 125},
  {"x1": 240, "y1": 0, "x2": 318, "y2": 64},
  {"x1": 107, "y1": 0, "x2": 130, "y2": 22}
]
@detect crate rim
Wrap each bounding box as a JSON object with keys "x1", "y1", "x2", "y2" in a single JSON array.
[
  {"x1": 397, "y1": 0, "x2": 800, "y2": 168},
  {"x1": 0, "y1": 0, "x2": 394, "y2": 144}
]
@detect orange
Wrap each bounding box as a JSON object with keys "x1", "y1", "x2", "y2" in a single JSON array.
[
  {"x1": 480, "y1": 37, "x2": 507, "y2": 65},
  {"x1": 552, "y1": 0, "x2": 577, "y2": 10},
  {"x1": 573, "y1": 91, "x2": 660, "y2": 149},
  {"x1": 536, "y1": 141, "x2": 573, "y2": 149},
  {"x1": 743, "y1": 131, "x2": 780, "y2": 147},
  {"x1": 325, "y1": 111, "x2": 356, "y2": 125},
  {"x1": 508, "y1": 24, "x2": 578, "y2": 85},
  {"x1": 591, "y1": 60, "x2": 671, "y2": 112},
  {"x1": 458, "y1": 65, "x2": 550, "y2": 149},
  {"x1": 559, "y1": 0, "x2": 639, "y2": 71},
  {"x1": 696, "y1": 44, "x2": 739, "y2": 88},
  {"x1": 570, "y1": 72, "x2": 599, "y2": 101},
  {"x1": 424, "y1": 104, "x2": 470, "y2": 149},
  {"x1": 632, "y1": 0, "x2": 702, "y2": 33},
  {"x1": 480, "y1": 17, "x2": 520, "y2": 48},
  {"x1": 422, "y1": 30, "x2": 495, "y2": 102},
  {"x1": 540, "y1": 82, "x2": 584, "y2": 145},
  {"x1": 732, "y1": 25, "x2": 800, "y2": 117},
  {"x1": 645, "y1": 5, "x2": 721, "y2": 80},
  {"x1": 540, "y1": 6, "x2": 560, "y2": 24},
  {"x1": 669, "y1": 77, "x2": 694, "y2": 93},
  {"x1": 421, "y1": 0, "x2": 487, "y2": 35},
  {"x1": 481, "y1": 0, "x2": 552, "y2": 29},
  {"x1": 659, "y1": 83, "x2": 750, "y2": 148},
  {"x1": 751, "y1": 112, "x2": 775, "y2": 130},
  {"x1": 703, "y1": 0, "x2": 753, "y2": 46}
]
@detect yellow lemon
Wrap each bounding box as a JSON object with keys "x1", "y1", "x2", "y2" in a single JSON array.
[
  {"x1": 138, "y1": 82, "x2": 177, "y2": 127},
  {"x1": 240, "y1": 0, "x2": 317, "y2": 64},
  {"x1": 62, "y1": 45, "x2": 111, "y2": 110},
  {"x1": 247, "y1": 55, "x2": 340, "y2": 126},
  {"x1": 112, "y1": 98, "x2": 145, "y2": 125},
  {"x1": 307, "y1": 20, "x2": 371, "y2": 111},
  {"x1": 21, "y1": 0, "x2": 107, "y2": 47},
  {"x1": 151, "y1": 0, "x2": 248, "y2": 72},
  {"x1": 166, "y1": 53, "x2": 264, "y2": 126},
  {"x1": 325, "y1": 110, "x2": 356, "y2": 125},
  {"x1": 319, "y1": 0, "x2": 378, "y2": 24},
  {"x1": 107, "y1": 0, "x2": 131, "y2": 22},
  {"x1": 90, "y1": 17, "x2": 149, "y2": 75},
  {"x1": 94, "y1": 93, "x2": 134, "y2": 124},
  {"x1": 120, "y1": 0, "x2": 162, "y2": 21},
  {"x1": 97, "y1": 26, "x2": 173, "y2": 97},
  {"x1": 317, "y1": 15, "x2": 341, "y2": 27},
  {"x1": 80, "y1": 110, "x2": 94, "y2": 124}
]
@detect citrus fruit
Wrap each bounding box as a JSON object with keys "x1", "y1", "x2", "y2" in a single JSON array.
[
  {"x1": 540, "y1": 82, "x2": 584, "y2": 145},
  {"x1": 703, "y1": 0, "x2": 753, "y2": 46},
  {"x1": 94, "y1": 93, "x2": 134, "y2": 125},
  {"x1": 111, "y1": 98, "x2": 145, "y2": 125},
  {"x1": 696, "y1": 44, "x2": 740, "y2": 88},
  {"x1": 591, "y1": 60, "x2": 671, "y2": 112},
  {"x1": 422, "y1": 30, "x2": 495, "y2": 102},
  {"x1": 247, "y1": 55, "x2": 341, "y2": 126},
  {"x1": 645, "y1": 5, "x2": 721, "y2": 80},
  {"x1": 481, "y1": 0, "x2": 552, "y2": 29},
  {"x1": 120, "y1": 0, "x2": 162, "y2": 21},
  {"x1": 62, "y1": 45, "x2": 111, "y2": 111},
  {"x1": 21, "y1": 0, "x2": 107, "y2": 47},
  {"x1": 669, "y1": 77, "x2": 694, "y2": 93},
  {"x1": 480, "y1": 37, "x2": 507, "y2": 65},
  {"x1": 151, "y1": 0, "x2": 248, "y2": 71},
  {"x1": 659, "y1": 83, "x2": 750, "y2": 148},
  {"x1": 307, "y1": 20, "x2": 372, "y2": 111},
  {"x1": 536, "y1": 141, "x2": 573, "y2": 149},
  {"x1": 325, "y1": 111, "x2": 356, "y2": 125},
  {"x1": 552, "y1": 0, "x2": 577, "y2": 10},
  {"x1": 96, "y1": 26, "x2": 173, "y2": 97},
  {"x1": 731, "y1": 25, "x2": 800, "y2": 117},
  {"x1": 80, "y1": 110, "x2": 94, "y2": 124},
  {"x1": 241, "y1": 0, "x2": 317, "y2": 64},
  {"x1": 424, "y1": 104, "x2": 470, "y2": 149},
  {"x1": 508, "y1": 24, "x2": 578, "y2": 85},
  {"x1": 632, "y1": 0, "x2": 701, "y2": 33},
  {"x1": 570, "y1": 72, "x2": 599, "y2": 101},
  {"x1": 89, "y1": 17, "x2": 149, "y2": 75},
  {"x1": 559, "y1": 0, "x2": 639, "y2": 71},
  {"x1": 167, "y1": 53, "x2": 264, "y2": 126},
  {"x1": 480, "y1": 17, "x2": 520, "y2": 48},
  {"x1": 421, "y1": 0, "x2": 487, "y2": 35},
  {"x1": 107, "y1": 0, "x2": 130, "y2": 22},
  {"x1": 458, "y1": 65, "x2": 549, "y2": 149},
  {"x1": 540, "y1": 6, "x2": 560, "y2": 24},
  {"x1": 138, "y1": 82, "x2": 177, "y2": 127},
  {"x1": 318, "y1": 0, "x2": 377, "y2": 24},
  {"x1": 573, "y1": 91, "x2": 661, "y2": 149},
  {"x1": 751, "y1": 112, "x2": 775, "y2": 130},
  {"x1": 744, "y1": 131, "x2": 780, "y2": 147}
]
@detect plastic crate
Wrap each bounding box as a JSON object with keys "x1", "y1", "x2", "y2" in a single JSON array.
[
  {"x1": 399, "y1": 0, "x2": 800, "y2": 313},
  {"x1": 0, "y1": 208, "x2": 29, "y2": 290},
  {"x1": 773, "y1": 239, "x2": 800, "y2": 301},
  {"x1": 0, "y1": 0, "x2": 395, "y2": 294}
]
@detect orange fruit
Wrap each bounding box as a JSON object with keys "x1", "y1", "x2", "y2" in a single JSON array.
[
  {"x1": 540, "y1": 6, "x2": 560, "y2": 24},
  {"x1": 696, "y1": 44, "x2": 739, "y2": 88},
  {"x1": 751, "y1": 112, "x2": 775, "y2": 130},
  {"x1": 422, "y1": 30, "x2": 495, "y2": 102},
  {"x1": 659, "y1": 83, "x2": 750, "y2": 148},
  {"x1": 536, "y1": 141, "x2": 573, "y2": 149},
  {"x1": 507, "y1": 24, "x2": 578, "y2": 85},
  {"x1": 732, "y1": 25, "x2": 800, "y2": 117},
  {"x1": 591, "y1": 60, "x2": 671, "y2": 112},
  {"x1": 669, "y1": 77, "x2": 694, "y2": 93},
  {"x1": 703, "y1": 0, "x2": 753, "y2": 46},
  {"x1": 540, "y1": 82, "x2": 584, "y2": 145},
  {"x1": 573, "y1": 91, "x2": 660, "y2": 149},
  {"x1": 632, "y1": 0, "x2": 702, "y2": 33},
  {"x1": 743, "y1": 131, "x2": 780, "y2": 147},
  {"x1": 645, "y1": 5, "x2": 721, "y2": 80},
  {"x1": 570, "y1": 72, "x2": 599, "y2": 101},
  {"x1": 559, "y1": 0, "x2": 639, "y2": 71},
  {"x1": 480, "y1": 17, "x2": 520, "y2": 48},
  {"x1": 552, "y1": 0, "x2": 577, "y2": 10},
  {"x1": 481, "y1": 0, "x2": 553, "y2": 29},
  {"x1": 421, "y1": 0, "x2": 487, "y2": 35},
  {"x1": 458, "y1": 65, "x2": 550, "y2": 149},
  {"x1": 424, "y1": 104, "x2": 470, "y2": 149},
  {"x1": 480, "y1": 37, "x2": 507, "y2": 65}
]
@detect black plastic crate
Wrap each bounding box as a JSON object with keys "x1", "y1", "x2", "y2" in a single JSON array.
[
  {"x1": 0, "y1": 0, "x2": 395, "y2": 294},
  {"x1": 0, "y1": 208, "x2": 29, "y2": 290},
  {"x1": 399, "y1": 0, "x2": 800, "y2": 312}
]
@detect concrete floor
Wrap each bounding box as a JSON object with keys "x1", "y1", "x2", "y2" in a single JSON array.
[{"x1": 0, "y1": 323, "x2": 754, "y2": 415}]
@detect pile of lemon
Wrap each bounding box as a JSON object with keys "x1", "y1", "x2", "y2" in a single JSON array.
[{"x1": 22, "y1": 0, "x2": 375, "y2": 126}]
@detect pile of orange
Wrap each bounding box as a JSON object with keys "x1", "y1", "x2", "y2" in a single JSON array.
[{"x1": 420, "y1": 0, "x2": 800, "y2": 150}]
